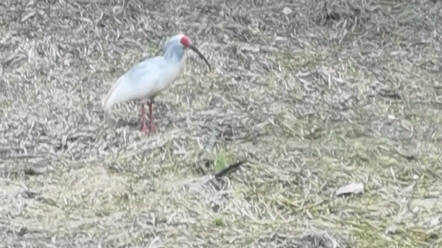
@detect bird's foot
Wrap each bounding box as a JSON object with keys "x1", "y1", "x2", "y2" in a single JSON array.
[
  {"x1": 148, "y1": 123, "x2": 156, "y2": 133},
  {"x1": 141, "y1": 124, "x2": 156, "y2": 135},
  {"x1": 141, "y1": 126, "x2": 151, "y2": 135}
]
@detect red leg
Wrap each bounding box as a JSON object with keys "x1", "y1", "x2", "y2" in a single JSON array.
[
  {"x1": 147, "y1": 101, "x2": 156, "y2": 133},
  {"x1": 140, "y1": 104, "x2": 150, "y2": 134}
]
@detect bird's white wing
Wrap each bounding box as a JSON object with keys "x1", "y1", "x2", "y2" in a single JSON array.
[{"x1": 102, "y1": 59, "x2": 162, "y2": 112}]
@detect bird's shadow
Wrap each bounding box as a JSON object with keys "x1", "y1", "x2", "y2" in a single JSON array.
[
  {"x1": 106, "y1": 100, "x2": 175, "y2": 131},
  {"x1": 115, "y1": 118, "x2": 140, "y2": 129},
  {"x1": 113, "y1": 116, "x2": 173, "y2": 132}
]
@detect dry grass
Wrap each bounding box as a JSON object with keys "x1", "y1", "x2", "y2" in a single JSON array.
[{"x1": 1, "y1": 0, "x2": 442, "y2": 247}]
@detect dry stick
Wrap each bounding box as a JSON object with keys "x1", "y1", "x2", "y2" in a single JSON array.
[{"x1": 213, "y1": 160, "x2": 246, "y2": 178}]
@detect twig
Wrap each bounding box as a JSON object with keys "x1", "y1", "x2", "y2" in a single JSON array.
[{"x1": 214, "y1": 160, "x2": 246, "y2": 178}]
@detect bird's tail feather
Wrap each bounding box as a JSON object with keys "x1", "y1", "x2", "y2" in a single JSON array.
[{"x1": 102, "y1": 76, "x2": 124, "y2": 112}]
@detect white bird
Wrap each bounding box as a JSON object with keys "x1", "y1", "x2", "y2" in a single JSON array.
[{"x1": 102, "y1": 34, "x2": 211, "y2": 134}]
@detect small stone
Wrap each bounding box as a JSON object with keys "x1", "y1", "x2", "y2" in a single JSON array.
[
  {"x1": 275, "y1": 36, "x2": 287, "y2": 43},
  {"x1": 428, "y1": 215, "x2": 441, "y2": 228},
  {"x1": 29, "y1": 165, "x2": 48, "y2": 175},
  {"x1": 282, "y1": 7, "x2": 293, "y2": 15},
  {"x1": 240, "y1": 44, "x2": 260, "y2": 53},
  {"x1": 336, "y1": 182, "x2": 364, "y2": 197},
  {"x1": 385, "y1": 224, "x2": 398, "y2": 235}
]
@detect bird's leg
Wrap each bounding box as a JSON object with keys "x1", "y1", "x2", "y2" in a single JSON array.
[
  {"x1": 147, "y1": 99, "x2": 156, "y2": 133},
  {"x1": 140, "y1": 103, "x2": 150, "y2": 134}
]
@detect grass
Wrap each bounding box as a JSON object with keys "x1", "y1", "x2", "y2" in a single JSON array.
[
  {"x1": 212, "y1": 149, "x2": 233, "y2": 173},
  {"x1": 1, "y1": 0, "x2": 442, "y2": 247}
]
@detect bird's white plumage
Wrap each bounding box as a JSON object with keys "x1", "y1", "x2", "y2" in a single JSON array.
[
  {"x1": 102, "y1": 46, "x2": 187, "y2": 112},
  {"x1": 100, "y1": 33, "x2": 211, "y2": 135}
]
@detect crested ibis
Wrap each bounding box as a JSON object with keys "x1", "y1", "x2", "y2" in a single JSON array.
[{"x1": 102, "y1": 34, "x2": 211, "y2": 134}]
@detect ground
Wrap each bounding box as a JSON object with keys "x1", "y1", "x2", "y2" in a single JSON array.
[{"x1": 1, "y1": 0, "x2": 442, "y2": 247}]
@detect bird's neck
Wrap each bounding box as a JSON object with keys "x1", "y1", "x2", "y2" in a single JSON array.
[{"x1": 163, "y1": 45, "x2": 185, "y2": 63}]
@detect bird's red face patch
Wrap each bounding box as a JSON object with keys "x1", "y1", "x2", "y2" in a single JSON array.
[{"x1": 180, "y1": 36, "x2": 191, "y2": 48}]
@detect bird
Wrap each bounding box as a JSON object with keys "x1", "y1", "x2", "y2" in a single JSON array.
[{"x1": 102, "y1": 34, "x2": 211, "y2": 135}]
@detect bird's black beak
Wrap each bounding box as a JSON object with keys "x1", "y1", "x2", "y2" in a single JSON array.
[{"x1": 188, "y1": 44, "x2": 211, "y2": 71}]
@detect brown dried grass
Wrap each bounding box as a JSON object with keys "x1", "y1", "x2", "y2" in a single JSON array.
[{"x1": 1, "y1": 0, "x2": 442, "y2": 247}]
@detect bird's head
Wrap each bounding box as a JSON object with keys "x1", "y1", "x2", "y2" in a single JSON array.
[{"x1": 164, "y1": 34, "x2": 211, "y2": 71}]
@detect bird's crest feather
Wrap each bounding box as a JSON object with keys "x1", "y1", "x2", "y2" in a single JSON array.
[{"x1": 163, "y1": 34, "x2": 185, "y2": 52}]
